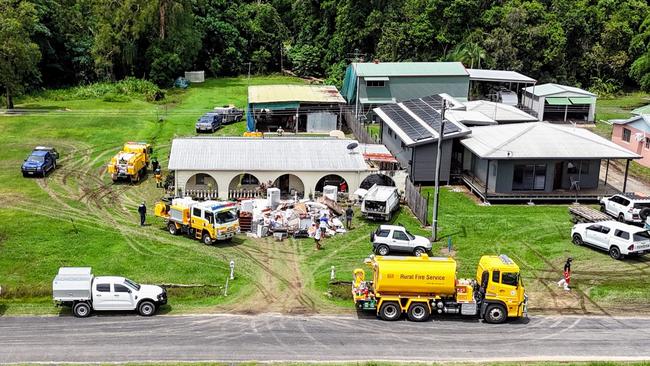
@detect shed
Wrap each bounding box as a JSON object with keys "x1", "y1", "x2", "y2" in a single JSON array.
[
  {"x1": 611, "y1": 115, "x2": 650, "y2": 168},
  {"x1": 167, "y1": 137, "x2": 400, "y2": 200},
  {"x1": 246, "y1": 85, "x2": 346, "y2": 133},
  {"x1": 341, "y1": 62, "x2": 470, "y2": 121},
  {"x1": 460, "y1": 122, "x2": 640, "y2": 202},
  {"x1": 521, "y1": 83, "x2": 597, "y2": 122}
]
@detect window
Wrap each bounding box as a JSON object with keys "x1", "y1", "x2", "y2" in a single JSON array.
[
  {"x1": 633, "y1": 231, "x2": 650, "y2": 242},
  {"x1": 215, "y1": 210, "x2": 237, "y2": 224},
  {"x1": 645, "y1": 137, "x2": 650, "y2": 149},
  {"x1": 204, "y1": 211, "x2": 214, "y2": 224},
  {"x1": 96, "y1": 283, "x2": 110, "y2": 292},
  {"x1": 375, "y1": 229, "x2": 390, "y2": 238},
  {"x1": 114, "y1": 284, "x2": 131, "y2": 293},
  {"x1": 502, "y1": 272, "x2": 519, "y2": 287},
  {"x1": 241, "y1": 174, "x2": 259, "y2": 185},
  {"x1": 392, "y1": 231, "x2": 409, "y2": 241},
  {"x1": 614, "y1": 229, "x2": 630, "y2": 240},
  {"x1": 623, "y1": 128, "x2": 631, "y2": 142},
  {"x1": 124, "y1": 278, "x2": 141, "y2": 290},
  {"x1": 512, "y1": 164, "x2": 546, "y2": 191},
  {"x1": 192, "y1": 207, "x2": 201, "y2": 217},
  {"x1": 587, "y1": 224, "x2": 601, "y2": 232},
  {"x1": 492, "y1": 270, "x2": 500, "y2": 283},
  {"x1": 619, "y1": 198, "x2": 631, "y2": 207},
  {"x1": 366, "y1": 80, "x2": 385, "y2": 87},
  {"x1": 600, "y1": 226, "x2": 611, "y2": 234},
  {"x1": 195, "y1": 173, "x2": 209, "y2": 185}
]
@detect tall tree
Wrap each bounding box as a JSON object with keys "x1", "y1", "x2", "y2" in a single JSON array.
[{"x1": 0, "y1": 0, "x2": 41, "y2": 108}]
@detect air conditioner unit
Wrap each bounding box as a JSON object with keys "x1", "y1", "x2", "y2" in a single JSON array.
[{"x1": 635, "y1": 132, "x2": 645, "y2": 142}]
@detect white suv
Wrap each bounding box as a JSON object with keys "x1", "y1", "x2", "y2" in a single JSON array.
[
  {"x1": 370, "y1": 225, "x2": 432, "y2": 256},
  {"x1": 600, "y1": 194, "x2": 650, "y2": 223},
  {"x1": 571, "y1": 221, "x2": 650, "y2": 260}
]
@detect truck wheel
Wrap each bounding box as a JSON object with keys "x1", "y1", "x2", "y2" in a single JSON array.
[
  {"x1": 413, "y1": 247, "x2": 426, "y2": 257},
  {"x1": 572, "y1": 234, "x2": 583, "y2": 246},
  {"x1": 73, "y1": 302, "x2": 91, "y2": 318},
  {"x1": 609, "y1": 246, "x2": 622, "y2": 260},
  {"x1": 618, "y1": 214, "x2": 625, "y2": 223},
  {"x1": 138, "y1": 301, "x2": 156, "y2": 316},
  {"x1": 167, "y1": 222, "x2": 178, "y2": 235},
  {"x1": 379, "y1": 301, "x2": 401, "y2": 321},
  {"x1": 407, "y1": 303, "x2": 430, "y2": 322},
  {"x1": 196, "y1": 129, "x2": 200, "y2": 134},
  {"x1": 202, "y1": 233, "x2": 213, "y2": 245},
  {"x1": 376, "y1": 245, "x2": 389, "y2": 256},
  {"x1": 484, "y1": 304, "x2": 507, "y2": 324}
]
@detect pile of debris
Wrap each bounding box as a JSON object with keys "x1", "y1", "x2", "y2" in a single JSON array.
[{"x1": 239, "y1": 188, "x2": 348, "y2": 240}]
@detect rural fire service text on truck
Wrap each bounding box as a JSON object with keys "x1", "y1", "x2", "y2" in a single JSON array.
[
  {"x1": 352, "y1": 254, "x2": 527, "y2": 323},
  {"x1": 107, "y1": 142, "x2": 153, "y2": 183},
  {"x1": 154, "y1": 198, "x2": 240, "y2": 245}
]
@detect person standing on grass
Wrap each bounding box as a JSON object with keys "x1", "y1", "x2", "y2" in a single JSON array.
[
  {"x1": 138, "y1": 201, "x2": 147, "y2": 226},
  {"x1": 314, "y1": 221, "x2": 322, "y2": 250},
  {"x1": 557, "y1": 257, "x2": 572, "y2": 291},
  {"x1": 345, "y1": 205, "x2": 354, "y2": 229}
]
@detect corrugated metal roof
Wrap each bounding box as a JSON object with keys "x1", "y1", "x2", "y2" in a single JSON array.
[
  {"x1": 632, "y1": 104, "x2": 650, "y2": 115},
  {"x1": 446, "y1": 110, "x2": 497, "y2": 126},
  {"x1": 168, "y1": 137, "x2": 370, "y2": 171},
  {"x1": 248, "y1": 85, "x2": 346, "y2": 104},
  {"x1": 523, "y1": 83, "x2": 596, "y2": 98},
  {"x1": 612, "y1": 115, "x2": 650, "y2": 129},
  {"x1": 463, "y1": 100, "x2": 538, "y2": 123},
  {"x1": 467, "y1": 69, "x2": 536, "y2": 83},
  {"x1": 352, "y1": 62, "x2": 469, "y2": 77},
  {"x1": 460, "y1": 122, "x2": 640, "y2": 160}
]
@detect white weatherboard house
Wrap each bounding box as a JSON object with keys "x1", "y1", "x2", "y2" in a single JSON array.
[
  {"x1": 521, "y1": 83, "x2": 597, "y2": 122},
  {"x1": 168, "y1": 137, "x2": 402, "y2": 200}
]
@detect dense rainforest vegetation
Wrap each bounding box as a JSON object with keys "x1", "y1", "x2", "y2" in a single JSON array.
[{"x1": 1, "y1": 0, "x2": 650, "y2": 107}]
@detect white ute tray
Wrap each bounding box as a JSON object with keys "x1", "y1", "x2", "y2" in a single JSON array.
[{"x1": 52, "y1": 267, "x2": 94, "y2": 302}]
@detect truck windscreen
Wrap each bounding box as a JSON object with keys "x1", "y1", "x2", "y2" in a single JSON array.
[
  {"x1": 501, "y1": 272, "x2": 519, "y2": 287},
  {"x1": 216, "y1": 211, "x2": 237, "y2": 224}
]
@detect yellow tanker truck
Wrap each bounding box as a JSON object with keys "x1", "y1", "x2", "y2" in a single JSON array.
[
  {"x1": 107, "y1": 142, "x2": 152, "y2": 183},
  {"x1": 154, "y1": 198, "x2": 240, "y2": 245},
  {"x1": 352, "y1": 254, "x2": 527, "y2": 323}
]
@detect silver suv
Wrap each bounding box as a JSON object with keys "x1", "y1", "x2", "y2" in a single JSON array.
[
  {"x1": 370, "y1": 225, "x2": 432, "y2": 256},
  {"x1": 600, "y1": 194, "x2": 650, "y2": 223}
]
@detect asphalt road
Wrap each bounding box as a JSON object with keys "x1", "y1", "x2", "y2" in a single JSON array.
[{"x1": 2, "y1": 313, "x2": 650, "y2": 363}]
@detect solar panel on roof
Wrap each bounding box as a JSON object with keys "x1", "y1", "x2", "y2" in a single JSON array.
[
  {"x1": 380, "y1": 104, "x2": 432, "y2": 141},
  {"x1": 421, "y1": 94, "x2": 444, "y2": 108},
  {"x1": 402, "y1": 99, "x2": 460, "y2": 135}
]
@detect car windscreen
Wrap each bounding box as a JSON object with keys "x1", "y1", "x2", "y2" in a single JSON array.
[
  {"x1": 124, "y1": 278, "x2": 141, "y2": 291},
  {"x1": 215, "y1": 210, "x2": 237, "y2": 224},
  {"x1": 633, "y1": 231, "x2": 650, "y2": 242},
  {"x1": 501, "y1": 272, "x2": 519, "y2": 287},
  {"x1": 405, "y1": 230, "x2": 415, "y2": 240},
  {"x1": 27, "y1": 155, "x2": 44, "y2": 163}
]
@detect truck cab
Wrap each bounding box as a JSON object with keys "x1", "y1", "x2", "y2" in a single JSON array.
[
  {"x1": 22, "y1": 150, "x2": 57, "y2": 177},
  {"x1": 108, "y1": 142, "x2": 152, "y2": 182},
  {"x1": 475, "y1": 255, "x2": 527, "y2": 322}
]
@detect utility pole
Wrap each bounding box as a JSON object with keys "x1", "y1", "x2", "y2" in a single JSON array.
[{"x1": 432, "y1": 101, "x2": 446, "y2": 241}]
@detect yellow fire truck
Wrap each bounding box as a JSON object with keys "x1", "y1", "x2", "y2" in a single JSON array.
[
  {"x1": 352, "y1": 254, "x2": 527, "y2": 323},
  {"x1": 107, "y1": 142, "x2": 152, "y2": 183},
  {"x1": 154, "y1": 198, "x2": 240, "y2": 245}
]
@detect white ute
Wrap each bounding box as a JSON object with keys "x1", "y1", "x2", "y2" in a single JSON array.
[
  {"x1": 571, "y1": 221, "x2": 650, "y2": 260},
  {"x1": 52, "y1": 267, "x2": 167, "y2": 317}
]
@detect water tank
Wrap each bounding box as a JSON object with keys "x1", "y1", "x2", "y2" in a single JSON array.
[
  {"x1": 267, "y1": 188, "x2": 281, "y2": 209},
  {"x1": 372, "y1": 255, "x2": 457, "y2": 296},
  {"x1": 323, "y1": 185, "x2": 338, "y2": 202}
]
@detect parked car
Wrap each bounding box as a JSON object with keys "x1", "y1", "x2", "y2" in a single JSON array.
[
  {"x1": 361, "y1": 184, "x2": 400, "y2": 221},
  {"x1": 34, "y1": 146, "x2": 59, "y2": 159},
  {"x1": 600, "y1": 194, "x2": 650, "y2": 223},
  {"x1": 571, "y1": 221, "x2": 650, "y2": 259},
  {"x1": 21, "y1": 149, "x2": 57, "y2": 177},
  {"x1": 370, "y1": 224, "x2": 432, "y2": 256},
  {"x1": 195, "y1": 113, "x2": 222, "y2": 133},
  {"x1": 214, "y1": 105, "x2": 243, "y2": 124},
  {"x1": 52, "y1": 267, "x2": 167, "y2": 317}
]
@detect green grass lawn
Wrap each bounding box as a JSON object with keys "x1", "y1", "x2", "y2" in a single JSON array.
[
  {"x1": 593, "y1": 92, "x2": 650, "y2": 138},
  {"x1": 2, "y1": 79, "x2": 650, "y2": 316}
]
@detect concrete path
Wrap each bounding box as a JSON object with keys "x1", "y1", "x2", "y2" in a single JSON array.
[{"x1": 1, "y1": 314, "x2": 650, "y2": 363}]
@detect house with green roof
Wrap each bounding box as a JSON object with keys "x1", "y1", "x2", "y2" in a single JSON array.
[
  {"x1": 341, "y1": 62, "x2": 470, "y2": 121},
  {"x1": 521, "y1": 83, "x2": 597, "y2": 122}
]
